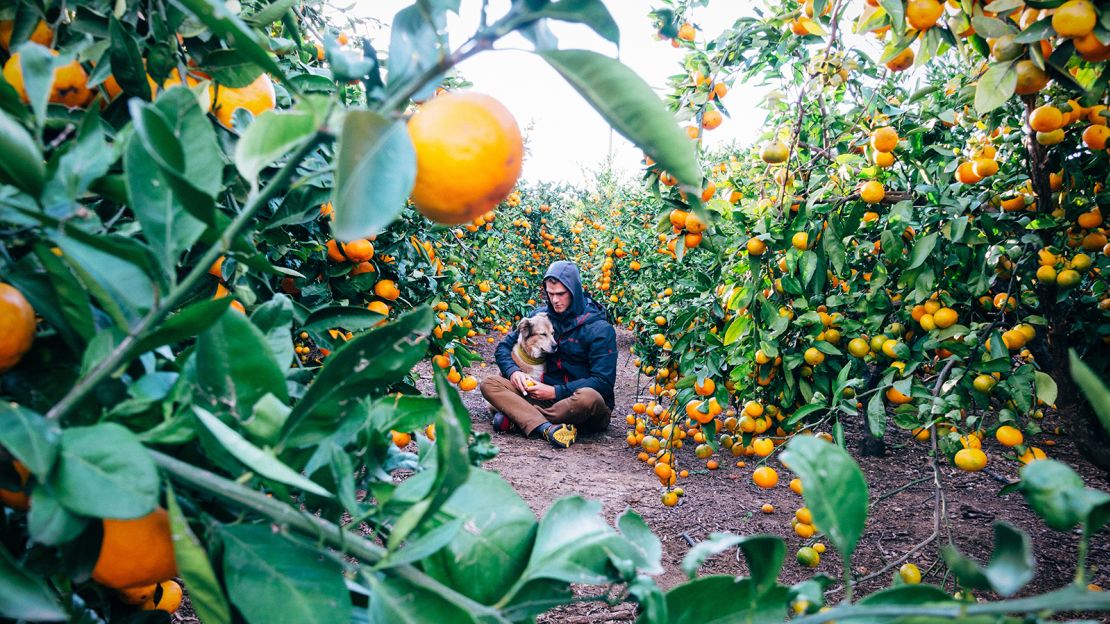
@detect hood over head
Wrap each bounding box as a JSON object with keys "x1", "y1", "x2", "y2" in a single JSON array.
[{"x1": 543, "y1": 260, "x2": 586, "y2": 317}]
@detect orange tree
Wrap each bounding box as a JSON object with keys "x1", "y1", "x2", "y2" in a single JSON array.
[{"x1": 605, "y1": 0, "x2": 1110, "y2": 507}]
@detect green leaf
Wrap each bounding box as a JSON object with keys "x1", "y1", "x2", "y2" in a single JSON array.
[
  {"x1": 109, "y1": 17, "x2": 152, "y2": 100},
  {"x1": 982, "y1": 522, "x2": 1034, "y2": 596},
  {"x1": 974, "y1": 61, "x2": 1017, "y2": 115},
  {"x1": 50, "y1": 423, "x2": 159, "y2": 518},
  {"x1": 12, "y1": 43, "x2": 55, "y2": 128},
  {"x1": 385, "y1": 5, "x2": 442, "y2": 101},
  {"x1": 0, "y1": 402, "x2": 59, "y2": 476},
  {"x1": 0, "y1": 108, "x2": 44, "y2": 196},
  {"x1": 780, "y1": 436, "x2": 868, "y2": 563},
  {"x1": 166, "y1": 483, "x2": 232, "y2": 624},
  {"x1": 54, "y1": 224, "x2": 165, "y2": 327},
  {"x1": 1033, "y1": 371, "x2": 1058, "y2": 407},
  {"x1": 331, "y1": 110, "x2": 416, "y2": 241},
  {"x1": 1070, "y1": 350, "x2": 1110, "y2": 436},
  {"x1": 364, "y1": 572, "x2": 478, "y2": 624},
  {"x1": 378, "y1": 518, "x2": 464, "y2": 569},
  {"x1": 193, "y1": 407, "x2": 331, "y2": 498},
  {"x1": 201, "y1": 48, "x2": 264, "y2": 88},
  {"x1": 854, "y1": 584, "x2": 955, "y2": 622},
  {"x1": 0, "y1": 541, "x2": 67, "y2": 621},
  {"x1": 170, "y1": 0, "x2": 289, "y2": 85},
  {"x1": 196, "y1": 308, "x2": 289, "y2": 419},
  {"x1": 866, "y1": 392, "x2": 887, "y2": 439},
  {"x1": 411, "y1": 469, "x2": 536, "y2": 605},
  {"x1": 134, "y1": 298, "x2": 232, "y2": 354},
  {"x1": 681, "y1": 533, "x2": 784, "y2": 590},
  {"x1": 529, "y1": 0, "x2": 620, "y2": 44},
  {"x1": 249, "y1": 294, "x2": 296, "y2": 368},
  {"x1": 1018, "y1": 459, "x2": 1086, "y2": 530},
  {"x1": 782, "y1": 403, "x2": 824, "y2": 430},
  {"x1": 618, "y1": 509, "x2": 664, "y2": 576},
  {"x1": 878, "y1": 0, "x2": 905, "y2": 31},
  {"x1": 906, "y1": 233, "x2": 938, "y2": 271},
  {"x1": 235, "y1": 108, "x2": 317, "y2": 185},
  {"x1": 539, "y1": 49, "x2": 700, "y2": 189},
  {"x1": 282, "y1": 307, "x2": 433, "y2": 447},
  {"x1": 220, "y1": 524, "x2": 351, "y2": 624},
  {"x1": 387, "y1": 374, "x2": 473, "y2": 549},
  {"x1": 27, "y1": 483, "x2": 88, "y2": 545},
  {"x1": 650, "y1": 576, "x2": 789, "y2": 624},
  {"x1": 242, "y1": 0, "x2": 300, "y2": 25}
]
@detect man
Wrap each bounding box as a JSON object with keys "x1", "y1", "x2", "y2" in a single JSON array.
[{"x1": 480, "y1": 261, "x2": 616, "y2": 448}]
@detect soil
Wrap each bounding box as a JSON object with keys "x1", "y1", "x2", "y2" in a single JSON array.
[{"x1": 437, "y1": 329, "x2": 1110, "y2": 621}]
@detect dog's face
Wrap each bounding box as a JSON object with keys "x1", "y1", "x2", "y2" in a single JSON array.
[{"x1": 517, "y1": 313, "x2": 557, "y2": 359}]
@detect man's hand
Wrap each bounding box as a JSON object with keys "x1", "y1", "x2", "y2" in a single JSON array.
[
  {"x1": 509, "y1": 371, "x2": 532, "y2": 395},
  {"x1": 526, "y1": 381, "x2": 556, "y2": 401}
]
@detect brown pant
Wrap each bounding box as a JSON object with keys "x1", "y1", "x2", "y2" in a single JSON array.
[{"x1": 480, "y1": 375, "x2": 611, "y2": 436}]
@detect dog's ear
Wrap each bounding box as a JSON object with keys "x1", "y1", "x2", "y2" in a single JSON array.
[{"x1": 516, "y1": 317, "x2": 532, "y2": 337}]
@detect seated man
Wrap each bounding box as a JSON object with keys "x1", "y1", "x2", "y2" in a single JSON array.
[{"x1": 480, "y1": 261, "x2": 616, "y2": 448}]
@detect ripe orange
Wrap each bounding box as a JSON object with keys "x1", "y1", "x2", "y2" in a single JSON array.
[
  {"x1": 210, "y1": 74, "x2": 276, "y2": 128},
  {"x1": 874, "y1": 151, "x2": 895, "y2": 168},
  {"x1": 408, "y1": 92, "x2": 523, "y2": 224},
  {"x1": 953, "y1": 447, "x2": 987, "y2": 471},
  {"x1": 1052, "y1": 0, "x2": 1097, "y2": 38},
  {"x1": 995, "y1": 425, "x2": 1023, "y2": 447},
  {"x1": 859, "y1": 180, "x2": 885, "y2": 204},
  {"x1": 458, "y1": 376, "x2": 478, "y2": 391},
  {"x1": 906, "y1": 0, "x2": 943, "y2": 30},
  {"x1": 794, "y1": 522, "x2": 816, "y2": 538},
  {"x1": 0, "y1": 20, "x2": 54, "y2": 51},
  {"x1": 1029, "y1": 105, "x2": 1063, "y2": 132},
  {"x1": 694, "y1": 378, "x2": 715, "y2": 396},
  {"x1": 326, "y1": 238, "x2": 375, "y2": 263},
  {"x1": 701, "y1": 109, "x2": 723, "y2": 130},
  {"x1": 899, "y1": 563, "x2": 922, "y2": 584},
  {"x1": 752, "y1": 466, "x2": 778, "y2": 488},
  {"x1": 747, "y1": 237, "x2": 767, "y2": 256},
  {"x1": 789, "y1": 478, "x2": 803, "y2": 494},
  {"x1": 391, "y1": 430, "x2": 412, "y2": 448},
  {"x1": 3, "y1": 52, "x2": 95, "y2": 108},
  {"x1": 141, "y1": 580, "x2": 183, "y2": 613},
  {"x1": 932, "y1": 307, "x2": 957, "y2": 329},
  {"x1": 870, "y1": 127, "x2": 899, "y2": 153},
  {"x1": 367, "y1": 301, "x2": 390, "y2": 316},
  {"x1": 761, "y1": 503, "x2": 774, "y2": 513},
  {"x1": 373, "y1": 279, "x2": 400, "y2": 301},
  {"x1": 1014, "y1": 60, "x2": 1049, "y2": 95},
  {"x1": 972, "y1": 158, "x2": 999, "y2": 178},
  {"x1": 885, "y1": 386, "x2": 912, "y2": 405},
  {"x1": 1019, "y1": 446, "x2": 1047, "y2": 464},
  {"x1": 885, "y1": 47, "x2": 915, "y2": 72},
  {"x1": 0, "y1": 283, "x2": 36, "y2": 372},
  {"x1": 92, "y1": 508, "x2": 178, "y2": 590},
  {"x1": 1082, "y1": 124, "x2": 1110, "y2": 150},
  {"x1": 0, "y1": 461, "x2": 30, "y2": 510},
  {"x1": 955, "y1": 161, "x2": 982, "y2": 184},
  {"x1": 677, "y1": 22, "x2": 696, "y2": 41}
]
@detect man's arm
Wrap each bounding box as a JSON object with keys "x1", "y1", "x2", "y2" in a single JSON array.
[{"x1": 553, "y1": 324, "x2": 616, "y2": 400}]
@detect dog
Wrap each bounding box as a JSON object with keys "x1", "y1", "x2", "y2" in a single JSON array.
[{"x1": 511, "y1": 313, "x2": 557, "y2": 380}]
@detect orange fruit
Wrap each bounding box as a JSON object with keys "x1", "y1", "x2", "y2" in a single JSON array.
[
  {"x1": 701, "y1": 109, "x2": 723, "y2": 130},
  {"x1": 972, "y1": 158, "x2": 999, "y2": 178},
  {"x1": 677, "y1": 22, "x2": 696, "y2": 41},
  {"x1": 789, "y1": 478, "x2": 803, "y2": 494},
  {"x1": 885, "y1": 386, "x2": 912, "y2": 405},
  {"x1": 859, "y1": 180, "x2": 885, "y2": 204},
  {"x1": 899, "y1": 563, "x2": 922, "y2": 584},
  {"x1": 1082, "y1": 124, "x2": 1110, "y2": 150},
  {"x1": 3, "y1": 52, "x2": 95, "y2": 108},
  {"x1": 458, "y1": 376, "x2": 478, "y2": 391},
  {"x1": 0, "y1": 283, "x2": 36, "y2": 372},
  {"x1": 906, "y1": 0, "x2": 943, "y2": 30},
  {"x1": 761, "y1": 503, "x2": 774, "y2": 513},
  {"x1": 885, "y1": 47, "x2": 915, "y2": 72},
  {"x1": 955, "y1": 161, "x2": 982, "y2": 184},
  {"x1": 870, "y1": 126, "x2": 899, "y2": 153},
  {"x1": 933, "y1": 307, "x2": 957, "y2": 329},
  {"x1": 1052, "y1": 0, "x2": 1097, "y2": 38},
  {"x1": 141, "y1": 580, "x2": 183, "y2": 613},
  {"x1": 210, "y1": 74, "x2": 276, "y2": 128},
  {"x1": 91, "y1": 508, "x2": 178, "y2": 590},
  {"x1": 1014, "y1": 60, "x2": 1049, "y2": 95},
  {"x1": 0, "y1": 20, "x2": 54, "y2": 51},
  {"x1": 752, "y1": 466, "x2": 778, "y2": 488},
  {"x1": 1019, "y1": 446, "x2": 1047, "y2": 464},
  {"x1": 326, "y1": 238, "x2": 375, "y2": 263},
  {"x1": 760, "y1": 141, "x2": 789, "y2": 164},
  {"x1": 694, "y1": 378, "x2": 716, "y2": 396},
  {"x1": 391, "y1": 430, "x2": 412, "y2": 448},
  {"x1": 367, "y1": 301, "x2": 390, "y2": 316},
  {"x1": 746, "y1": 237, "x2": 767, "y2": 256},
  {"x1": 953, "y1": 447, "x2": 987, "y2": 471},
  {"x1": 373, "y1": 279, "x2": 400, "y2": 301},
  {"x1": 409, "y1": 92, "x2": 522, "y2": 225},
  {"x1": 0, "y1": 461, "x2": 30, "y2": 510},
  {"x1": 995, "y1": 425, "x2": 1023, "y2": 447},
  {"x1": 874, "y1": 151, "x2": 895, "y2": 167},
  {"x1": 1029, "y1": 105, "x2": 1063, "y2": 132}
]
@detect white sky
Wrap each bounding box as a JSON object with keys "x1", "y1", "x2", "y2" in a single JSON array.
[{"x1": 348, "y1": 1, "x2": 768, "y2": 185}]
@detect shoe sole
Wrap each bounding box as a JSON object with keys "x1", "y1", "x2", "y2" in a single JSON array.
[{"x1": 548, "y1": 426, "x2": 577, "y2": 448}]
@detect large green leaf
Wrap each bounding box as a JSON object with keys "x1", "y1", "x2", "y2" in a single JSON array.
[
  {"x1": 0, "y1": 402, "x2": 59, "y2": 476},
  {"x1": 618, "y1": 509, "x2": 664, "y2": 576},
  {"x1": 364, "y1": 572, "x2": 478, "y2": 624},
  {"x1": 539, "y1": 49, "x2": 700, "y2": 189},
  {"x1": 220, "y1": 524, "x2": 350, "y2": 624},
  {"x1": 681, "y1": 533, "x2": 784, "y2": 592},
  {"x1": 331, "y1": 110, "x2": 416, "y2": 241},
  {"x1": 108, "y1": 16, "x2": 152, "y2": 100},
  {"x1": 527, "y1": 0, "x2": 620, "y2": 44},
  {"x1": 134, "y1": 298, "x2": 232, "y2": 354},
  {"x1": 974, "y1": 61, "x2": 1017, "y2": 114},
  {"x1": 235, "y1": 108, "x2": 318, "y2": 185},
  {"x1": 0, "y1": 108, "x2": 44, "y2": 196},
  {"x1": 54, "y1": 226, "x2": 165, "y2": 327},
  {"x1": 196, "y1": 308, "x2": 289, "y2": 420},
  {"x1": 167, "y1": 483, "x2": 231, "y2": 624},
  {"x1": 780, "y1": 436, "x2": 868, "y2": 563},
  {"x1": 49, "y1": 423, "x2": 159, "y2": 519},
  {"x1": 170, "y1": 0, "x2": 289, "y2": 85},
  {"x1": 0, "y1": 542, "x2": 66, "y2": 621},
  {"x1": 385, "y1": 5, "x2": 442, "y2": 101},
  {"x1": 193, "y1": 407, "x2": 330, "y2": 498},
  {"x1": 1070, "y1": 350, "x2": 1110, "y2": 436},
  {"x1": 416, "y1": 469, "x2": 538, "y2": 606},
  {"x1": 27, "y1": 482, "x2": 88, "y2": 545},
  {"x1": 1020, "y1": 459, "x2": 1110, "y2": 533},
  {"x1": 851, "y1": 584, "x2": 955, "y2": 623},
  {"x1": 645, "y1": 575, "x2": 789, "y2": 624},
  {"x1": 941, "y1": 523, "x2": 1033, "y2": 597},
  {"x1": 282, "y1": 307, "x2": 433, "y2": 447},
  {"x1": 12, "y1": 42, "x2": 55, "y2": 128},
  {"x1": 249, "y1": 294, "x2": 296, "y2": 368}
]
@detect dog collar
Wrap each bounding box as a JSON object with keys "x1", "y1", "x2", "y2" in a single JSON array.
[{"x1": 514, "y1": 344, "x2": 545, "y2": 366}]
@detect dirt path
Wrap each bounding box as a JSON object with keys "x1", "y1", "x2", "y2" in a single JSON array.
[{"x1": 431, "y1": 329, "x2": 1109, "y2": 620}]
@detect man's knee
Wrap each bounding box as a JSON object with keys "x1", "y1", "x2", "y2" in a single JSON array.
[
  {"x1": 480, "y1": 375, "x2": 513, "y2": 399},
  {"x1": 572, "y1": 387, "x2": 608, "y2": 412}
]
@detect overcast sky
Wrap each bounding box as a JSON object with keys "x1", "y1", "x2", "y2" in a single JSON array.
[{"x1": 347, "y1": 1, "x2": 768, "y2": 185}]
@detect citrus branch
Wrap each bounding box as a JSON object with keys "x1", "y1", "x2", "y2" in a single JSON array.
[{"x1": 45, "y1": 133, "x2": 329, "y2": 423}]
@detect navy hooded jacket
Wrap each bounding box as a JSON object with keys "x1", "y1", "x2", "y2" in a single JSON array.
[{"x1": 494, "y1": 261, "x2": 617, "y2": 409}]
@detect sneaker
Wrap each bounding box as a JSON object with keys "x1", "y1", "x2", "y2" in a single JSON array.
[
  {"x1": 542, "y1": 423, "x2": 577, "y2": 449},
  {"x1": 491, "y1": 411, "x2": 516, "y2": 433}
]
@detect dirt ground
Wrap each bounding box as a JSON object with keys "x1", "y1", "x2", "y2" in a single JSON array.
[{"x1": 433, "y1": 329, "x2": 1110, "y2": 621}]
